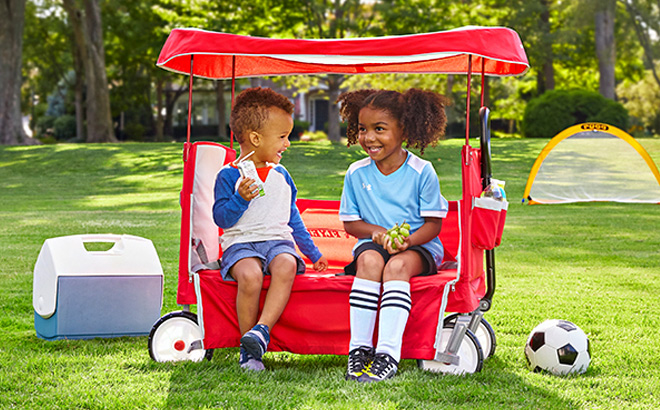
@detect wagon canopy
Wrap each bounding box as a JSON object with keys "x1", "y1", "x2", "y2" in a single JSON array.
[{"x1": 156, "y1": 26, "x2": 529, "y2": 79}]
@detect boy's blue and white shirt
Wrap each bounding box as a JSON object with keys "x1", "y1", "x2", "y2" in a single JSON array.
[
  {"x1": 213, "y1": 163, "x2": 322, "y2": 263},
  {"x1": 339, "y1": 151, "x2": 448, "y2": 267}
]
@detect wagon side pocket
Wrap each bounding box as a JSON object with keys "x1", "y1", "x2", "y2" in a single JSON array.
[
  {"x1": 494, "y1": 201, "x2": 508, "y2": 247},
  {"x1": 471, "y1": 197, "x2": 508, "y2": 250}
]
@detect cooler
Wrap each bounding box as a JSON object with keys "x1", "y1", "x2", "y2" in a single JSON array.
[{"x1": 33, "y1": 234, "x2": 164, "y2": 340}]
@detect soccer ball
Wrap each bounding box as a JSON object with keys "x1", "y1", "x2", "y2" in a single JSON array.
[{"x1": 524, "y1": 319, "x2": 591, "y2": 376}]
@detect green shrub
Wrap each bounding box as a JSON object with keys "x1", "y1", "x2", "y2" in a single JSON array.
[
  {"x1": 35, "y1": 115, "x2": 56, "y2": 139},
  {"x1": 124, "y1": 122, "x2": 145, "y2": 141},
  {"x1": 522, "y1": 90, "x2": 629, "y2": 138},
  {"x1": 53, "y1": 115, "x2": 77, "y2": 141}
]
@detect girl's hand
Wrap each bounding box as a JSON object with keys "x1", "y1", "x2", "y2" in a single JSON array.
[
  {"x1": 237, "y1": 177, "x2": 260, "y2": 201},
  {"x1": 373, "y1": 229, "x2": 408, "y2": 254},
  {"x1": 371, "y1": 229, "x2": 388, "y2": 246},
  {"x1": 382, "y1": 234, "x2": 410, "y2": 254},
  {"x1": 313, "y1": 255, "x2": 328, "y2": 272}
]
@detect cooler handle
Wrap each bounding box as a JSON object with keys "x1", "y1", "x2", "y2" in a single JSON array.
[{"x1": 76, "y1": 234, "x2": 139, "y2": 254}]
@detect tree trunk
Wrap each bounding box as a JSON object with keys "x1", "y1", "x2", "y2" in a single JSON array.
[
  {"x1": 164, "y1": 82, "x2": 186, "y2": 139},
  {"x1": 537, "y1": 0, "x2": 555, "y2": 94},
  {"x1": 326, "y1": 74, "x2": 344, "y2": 142},
  {"x1": 62, "y1": 0, "x2": 86, "y2": 140},
  {"x1": 0, "y1": 0, "x2": 29, "y2": 145},
  {"x1": 83, "y1": 0, "x2": 115, "y2": 142},
  {"x1": 216, "y1": 80, "x2": 227, "y2": 140},
  {"x1": 595, "y1": 0, "x2": 616, "y2": 100},
  {"x1": 445, "y1": 74, "x2": 455, "y2": 127},
  {"x1": 71, "y1": 25, "x2": 85, "y2": 141},
  {"x1": 63, "y1": 0, "x2": 116, "y2": 142},
  {"x1": 155, "y1": 77, "x2": 164, "y2": 141},
  {"x1": 543, "y1": 61, "x2": 555, "y2": 91}
]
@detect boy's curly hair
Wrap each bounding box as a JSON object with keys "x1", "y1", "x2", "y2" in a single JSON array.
[
  {"x1": 230, "y1": 87, "x2": 294, "y2": 143},
  {"x1": 337, "y1": 88, "x2": 450, "y2": 154}
]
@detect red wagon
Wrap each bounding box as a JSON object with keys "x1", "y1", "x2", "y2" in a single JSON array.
[{"x1": 148, "y1": 27, "x2": 528, "y2": 374}]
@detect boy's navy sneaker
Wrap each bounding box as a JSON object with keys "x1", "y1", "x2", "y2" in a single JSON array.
[
  {"x1": 240, "y1": 324, "x2": 270, "y2": 361},
  {"x1": 239, "y1": 347, "x2": 265, "y2": 371},
  {"x1": 345, "y1": 346, "x2": 375, "y2": 380},
  {"x1": 357, "y1": 352, "x2": 398, "y2": 382}
]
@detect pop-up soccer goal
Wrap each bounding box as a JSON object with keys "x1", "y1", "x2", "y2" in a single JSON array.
[{"x1": 523, "y1": 123, "x2": 660, "y2": 204}]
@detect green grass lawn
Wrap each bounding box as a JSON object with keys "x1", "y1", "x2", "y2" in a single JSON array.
[{"x1": 1, "y1": 138, "x2": 659, "y2": 409}]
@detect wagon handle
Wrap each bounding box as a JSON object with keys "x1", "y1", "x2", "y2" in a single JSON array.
[
  {"x1": 479, "y1": 105, "x2": 496, "y2": 311},
  {"x1": 479, "y1": 106, "x2": 492, "y2": 190}
]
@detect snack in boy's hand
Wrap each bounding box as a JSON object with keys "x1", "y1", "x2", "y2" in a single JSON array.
[
  {"x1": 386, "y1": 221, "x2": 411, "y2": 249},
  {"x1": 237, "y1": 159, "x2": 265, "y2": 197}
]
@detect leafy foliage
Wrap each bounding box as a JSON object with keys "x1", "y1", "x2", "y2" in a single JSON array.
[
  {"x1": 617, "y1": 62, "x2": 660, "y2": 135},
  {"x1": 18, "y1": 0, "x2": 660, "y2": 143},
  {"x1": 522, "y1": 89, "x2": 629, "y2": 138},
  {"x1": 53, "y1": 115, "x2": 77, "y2": 141}
]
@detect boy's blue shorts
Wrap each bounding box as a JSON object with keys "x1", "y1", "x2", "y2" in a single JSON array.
[{"x1": 220, "y1": 240, "x2": 306, "y2": 281}]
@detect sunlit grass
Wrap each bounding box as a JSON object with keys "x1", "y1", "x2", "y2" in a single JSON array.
[{"x1": 0, "y1": 139, "x2": 659, "y2": 409}]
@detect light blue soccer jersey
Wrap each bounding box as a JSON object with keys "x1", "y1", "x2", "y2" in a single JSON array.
[{"x1": 339, "y1": 151, "x2": 448, "y2": 267}]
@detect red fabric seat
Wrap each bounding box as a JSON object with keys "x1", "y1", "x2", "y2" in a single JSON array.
[{"x1": 197, "y1": 200, "x2": 483, "y2": 360}]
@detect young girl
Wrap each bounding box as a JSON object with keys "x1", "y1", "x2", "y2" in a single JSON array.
[{"x1": 337, "y1": 89, "x2": 450, "y2": 382}]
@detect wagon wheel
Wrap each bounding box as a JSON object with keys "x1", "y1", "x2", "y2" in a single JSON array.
[
  {"x1": 148, "y1": 311, "x2": 213, "y2": 362},
  {"x1": 444, "y1": 313, "x2": 496, "y2": 359},
  {"x1": 417, "y1": 323, "x2": 483, "y2": 374}
]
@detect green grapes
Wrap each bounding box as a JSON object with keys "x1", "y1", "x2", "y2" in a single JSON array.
[{"x1": 385, "y1": 221, "x2": 411, "y2": 249}]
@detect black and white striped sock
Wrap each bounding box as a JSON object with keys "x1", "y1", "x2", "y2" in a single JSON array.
[
  {"x1": 349, "y1": 277, "x2": 381, "y2": 351},
  {"x1": 376, "y1": 280, "x2": 411, "y2": 362}
]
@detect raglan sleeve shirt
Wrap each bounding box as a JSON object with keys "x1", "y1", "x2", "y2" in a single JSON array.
[
  {"x1": 213, "y1": 164, "x2": 322, "y2": 264},
  {"x1": 278, "y1": 167, "x2": 323, "y2": 264}
]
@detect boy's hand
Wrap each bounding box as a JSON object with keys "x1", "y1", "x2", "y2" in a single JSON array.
[
  {"x1": 237, "y1": 177, "x2": 260, "y2": 201},
  {"x1": 313, "y1": 255, "x2": 328, "y2": 272}
]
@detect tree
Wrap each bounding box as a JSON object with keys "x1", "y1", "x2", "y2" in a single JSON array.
[
  {"x1": 0, "y1": 0, "x2": 30, "y2": 145},
  {"x1": 623, "y1": 0, "x2": 660, "y2": 89},
  {"x1": 595, "y1": 0, "x2": 617, "y2": 99},
  {"x1": 289, "y1": 0, "x2": 376, "y2": 141},
  {"x1": 62, "y1": 0, "x2": 116, "y2": 142},
  {"x1": 617, "y1": 64, "x2": 660, "y2": 134},
  {"x1": 491, "y1": 0, "x2": 559, "y2": 95},
  {"x1": 23, "y1": 1, "x2": 74, "y2": 137},
  {"x1": 102, "y1": 1, "x2": 161, "y2": 140}
]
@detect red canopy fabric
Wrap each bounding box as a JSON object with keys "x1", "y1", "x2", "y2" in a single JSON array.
[{"x1": 157, "y1": 27, "x2": 529, "y2": 79}]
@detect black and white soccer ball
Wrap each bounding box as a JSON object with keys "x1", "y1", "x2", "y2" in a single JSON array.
[{"x1": 524, "y1": 319, "x2": 591, "y2": 376}]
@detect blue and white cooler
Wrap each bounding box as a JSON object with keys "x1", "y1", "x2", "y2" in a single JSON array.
[{"x1": 33, "y1": 234, "x2": 164, "y2": 340}]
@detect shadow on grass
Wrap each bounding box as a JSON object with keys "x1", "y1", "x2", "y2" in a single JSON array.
[{"x1": 157, "y1": 349, "x2": 581, "y2": 409}]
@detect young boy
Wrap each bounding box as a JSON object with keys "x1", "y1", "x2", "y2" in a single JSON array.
[{"x1": 213, "y1": 87, "x2": 328, "y2": 371}]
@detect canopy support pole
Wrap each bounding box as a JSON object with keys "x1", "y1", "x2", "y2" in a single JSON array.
[
  {"x1": 465, "y1": 54, "x2": 472, "y2": 147},
  {"x1": 184, "y1": 55, "x2": 194, "y2": 162},
  {"x1": 230, "y1": 55, "x2": 236, "y2": 150}
]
